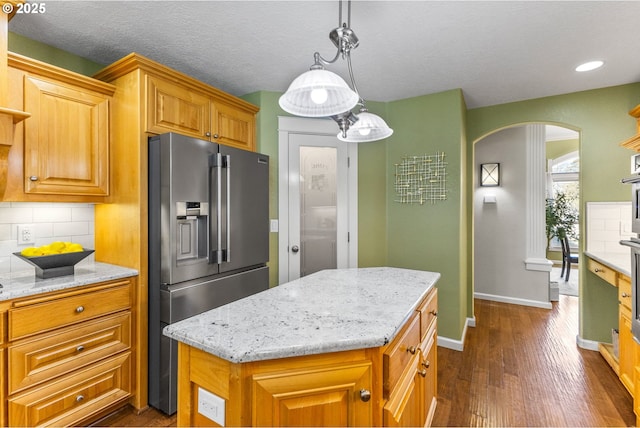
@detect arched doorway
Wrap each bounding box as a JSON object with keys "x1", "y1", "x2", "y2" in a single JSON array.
[{"x1": 472, "y1": 123, "x2": 580, "y2": 307}]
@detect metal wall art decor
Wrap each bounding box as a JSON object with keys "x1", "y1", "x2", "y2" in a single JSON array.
[{"x1": 394, "y1": 152, "x2": 448, "y2": 204}]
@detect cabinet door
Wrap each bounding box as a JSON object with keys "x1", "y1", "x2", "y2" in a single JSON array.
[
  {"x1": 211, "y1": 101, "x2": 255, "y2": 151},
  {"x1": 252, "y1": 361, "x2": 372, "y2": 426},
  {"x1": 620, "y1": 308, "x2": 636, "y2": 394},
  {"x1": 146, "y1": 75, "x2": 211, "y2": 139},
  {"x1": 383, "y1": 356, "x2": 423, "y2": 427},
  {"x1": 24, "y1": 75, "x2": 110, "y2": 196}
]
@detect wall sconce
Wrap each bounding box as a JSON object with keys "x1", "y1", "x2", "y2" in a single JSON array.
[{"x1": 480, "y1": 163, "x2": 500, "y2": 187}]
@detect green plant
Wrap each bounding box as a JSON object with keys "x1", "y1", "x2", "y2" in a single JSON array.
[{"x1": 546, "y1": 192, "x2": 579, "y2": 247}]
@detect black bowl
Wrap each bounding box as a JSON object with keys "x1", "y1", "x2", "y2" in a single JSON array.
[{"x1": 13, "y1": 250, "x2": 95, "y2": 279}]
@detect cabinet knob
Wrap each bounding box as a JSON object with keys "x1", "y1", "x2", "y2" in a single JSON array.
[
  {"x1": 76, "y1": 345, "x2": 85, "y2": 352},
  {"x1": 75, "y1": 305, "x2": 85, "y2": 313},
  {"x1": 76, "y1": 394, "x2": 85, "y2": 403},
  {"x1": 213, "y1": 133, "x2": 219, "y2": 139},
  {"x1": 430, "y1": 309, "x2": 438, "y2": 317},
  {"x1": 359, "y1": 389, "x2": 371, "y2": 402},
  {"x1": 422, "y1": 360, "x2": 430, "y2": 369},
  {"x1": 407, "y1": 345, "x2": 417, "y2": 355},
  {"x1": 29, "y1": 176, "x2": 38, "y2": 181},
  {"x1": 622, "y1": 292, "x2": 630, "y2": 298},
  {"x1": 418, "y1": 369, "x2": 427, "y2": 378},
  {"x1": 205, "y1": 132, "x2": 211, "y2": 137},
  {"x1": 594, "y1": 268, "x2": 603, "y2": 273}
]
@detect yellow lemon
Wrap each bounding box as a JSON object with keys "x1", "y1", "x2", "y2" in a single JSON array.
[
  {"x1": 66, "y1": 243, "x2": 84, "y2": 253},
  {"x1": 20, "y1": 247, "x2": 39, "y2": 257}
]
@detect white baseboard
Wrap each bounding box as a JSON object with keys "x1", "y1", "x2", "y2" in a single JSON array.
[
  {"x1": 437, "y1": 316, "x2": 476, "y2": 351},
  {"x1": 474, "y1": 292, "x2": 553, "y2": 310},
  {"x1": 576, "y1": 334, "x2": 600, "y2": 351}
]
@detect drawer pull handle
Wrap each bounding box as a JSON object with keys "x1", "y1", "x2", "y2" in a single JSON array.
[
  {"x1": 359, "y1": 389, "x2": 371, "y2": 402},
  {"x1": 75, "y1": 306, "x2": 85, "y2": 313},
  {"x1": 76, "y1": 345, "x2": 85, "y2": 352},
  {"x1": 76, "y1": 395, "x2": 84, "y2": 403},
  {"x1": 622, "y1": 293, "x2": 630, "y2": 298},
  {"x1": 418, "y1": 369, "x2": 427, "y2": 378},
  {"x1": 595, "y1": 268, "x2": 603, "y2": 273},
  {"x1": 422, "y1": 360, "x2": 430, "y2": 369},
  {"x1": 407, "y1": 345, "x2": 417, "y2": 355},
  {"x1": 430, "y1": 310, "x2": 438, "y2": 317},
  {"x1": 29, "y1": 176, "x2": 38, "y2": 181}
]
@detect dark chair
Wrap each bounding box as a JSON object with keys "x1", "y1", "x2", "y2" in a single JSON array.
[{"x1": 560, "y1": 235, "x2": 578, "y2": 282}]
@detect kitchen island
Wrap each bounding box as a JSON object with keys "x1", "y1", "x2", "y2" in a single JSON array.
[{"x1": 164, "y1": 267, "x2": 439, "y2": 427}]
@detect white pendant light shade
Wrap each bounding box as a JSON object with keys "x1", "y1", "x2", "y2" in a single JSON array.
[
  {"x1": 279, "y1": 68, "x2": 359, "y2": 117},
  {"x1": 337, "y1": 111, "x2": 394, "y2": 142}
]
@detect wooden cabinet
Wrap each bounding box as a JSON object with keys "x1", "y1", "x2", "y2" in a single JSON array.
[
  {"x1": 4, "y1": 53, "x2": 114, "y2": 202},
  {"x1": 176, "y1": 288, "x2": 437, "y2": 427},
  {"x1": 619, "y1": 275, "x2": 637, "y2": 395},
  {"x1": 145, "y1": 68, "x2": 256, "y2": 151},
  {"x1": 252, "y1": 362, "x2": 373, "y2": 426},
  {"x1": 383, "y1": 289, "x2": 438, "y2": 427},
  {"x1": 2, "y1": 277, "x2": 135, "y2": 427}
]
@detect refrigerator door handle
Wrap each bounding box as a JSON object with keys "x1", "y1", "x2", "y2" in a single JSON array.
[
  {"x1": 216, "y1": 153, "x2": 223, "y2": 264},
  {"x1": 208, "y1": 153, "x2": 223, "y2": 264},
  {"x1": 225, "y1": 155, "x2": 232, "y2": 263}
]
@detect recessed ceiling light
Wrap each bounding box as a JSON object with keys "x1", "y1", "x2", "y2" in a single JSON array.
[{"x1": 575, "y1": 60, "x2": 604, "y2": 72}]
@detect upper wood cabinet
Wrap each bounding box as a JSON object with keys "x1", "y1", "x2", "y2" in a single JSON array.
[
  {"x1": 4, "y1": 53, "x2": 114, "y2": 202},
  {"x1": 620, "y1": 104, "x2": 640, "y2": 152},
  {"x1": 143, "y1": 63, "x2": 257, "y2": 151},
  {"x1": 23, "y1": 74, "x2": 109, "y2": 196}
]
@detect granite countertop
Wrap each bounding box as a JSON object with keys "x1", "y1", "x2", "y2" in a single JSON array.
[
  {"x1": 0, "y1": 262, "x2": 139, "y2": 301},
  {"x1": 584, "y1": 250, "x2": 631, "y2": 277},
  {"x1": 163, "y1": 267, "x2": 440, "y2": 364}
]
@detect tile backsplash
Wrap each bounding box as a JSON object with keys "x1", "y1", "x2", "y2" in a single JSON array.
[
  {"x1": 0, "y1": 202, "x2": 95, "y2": 273},
  {"x1": 586, "y1": 202, "x2": 633, "y2": 254}
]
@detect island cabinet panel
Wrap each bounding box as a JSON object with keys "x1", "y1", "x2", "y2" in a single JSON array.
[
  {"x1": 175, "y1": 286, "x2": 438, "y2": 427},
  {"x1": 252, "y1": 362, "x2": 373, "y2": 427}
]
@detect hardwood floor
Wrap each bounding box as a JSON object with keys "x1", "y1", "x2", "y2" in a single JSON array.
[
  {"x1": 433, "y1": 295, "x2": 636, "y2": 427},
  {"x1": 95, "y1": 295, "x2": 634, "y2": 427}
]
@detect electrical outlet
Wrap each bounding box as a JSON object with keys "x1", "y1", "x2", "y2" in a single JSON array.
[
  {"x1": 198, "y1": 387, "x2": 225, "y2": 426},
  {"x1": 17, "y1": 224, "x2": 35, "y2": 245}
]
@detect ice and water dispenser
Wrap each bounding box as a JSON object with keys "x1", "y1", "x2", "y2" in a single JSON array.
[{"x1": 175, "y1": 201, "x2": 209, "y2": 264}]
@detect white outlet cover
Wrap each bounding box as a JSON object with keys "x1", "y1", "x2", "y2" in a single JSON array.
[{"x1": 198, "y1": 387, "x2": 225, "y2": 426}]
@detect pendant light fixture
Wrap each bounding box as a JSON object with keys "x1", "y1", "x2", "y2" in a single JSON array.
[{"x1": 279, "y1": 0, "x2": 393, "y2": 143}]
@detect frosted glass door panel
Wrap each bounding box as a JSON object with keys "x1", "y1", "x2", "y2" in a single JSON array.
[{"x1": 299, "y1": 146, "x2": 337, "y2": 276}]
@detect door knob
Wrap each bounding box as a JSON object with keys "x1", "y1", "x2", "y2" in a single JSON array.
[{"x1": 291, "y1": 245, "x2": 299, "y2": 253}]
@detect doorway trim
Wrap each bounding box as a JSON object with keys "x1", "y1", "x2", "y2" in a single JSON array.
[{"x1": 277, "y1": 116, "x2": 358, "y2": 285}]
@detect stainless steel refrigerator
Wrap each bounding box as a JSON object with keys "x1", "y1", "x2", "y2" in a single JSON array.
[{"x1": 148, "y1": 132, "x2": 269, "y2": 414}]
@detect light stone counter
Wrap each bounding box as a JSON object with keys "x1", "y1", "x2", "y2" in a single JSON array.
[
  {"x1": 163, "y1": 267, "x2": 440, "y2": 363},
  {"x1": 0, "y1": 262, "x2": 139, "y2": 301}
]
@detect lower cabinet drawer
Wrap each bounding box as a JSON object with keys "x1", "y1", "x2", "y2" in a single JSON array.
[
  {"x1": 8, "y1": 351, "x2": 131, "y2": 427},
  {"x1": 417, "y1": 288, "x2": 437, "y2": 340},
  {"x1": 8, "y1": 312, "x2": 131, "y2": 394},
  {"x1": 587, "y1": 258, "x2": 617, "y2": 286},
  {"x1": 9, "y1": 280, "x2": 132, "y2": 341},
  {"x1": 384, "y1": 313, "x2": 421, "y2": 397}
]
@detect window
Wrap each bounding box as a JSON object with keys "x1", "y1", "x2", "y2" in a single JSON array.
[{"x1": 547, "y1": 151, "x2": 579, "y2": 250}]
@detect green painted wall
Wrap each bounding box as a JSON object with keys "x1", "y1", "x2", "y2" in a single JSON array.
[
  {"x1": 8, "y1": 32, "x2": 104, "y2": 76},
  {"x1": 467, "y1": 83, "x2": 640, "y2": 343},
  {"x1": 384, "y1": 89, "x2": 469, "y2": 340}
]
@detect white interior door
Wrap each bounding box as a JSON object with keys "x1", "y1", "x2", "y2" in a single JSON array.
[{"x1": 278, "y1": 117, "x2": 358, "y2": 284}]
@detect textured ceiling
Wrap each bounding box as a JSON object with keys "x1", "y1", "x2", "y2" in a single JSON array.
[{"x1": 9, "y1": 1, "x2": 640, "y2": 109}]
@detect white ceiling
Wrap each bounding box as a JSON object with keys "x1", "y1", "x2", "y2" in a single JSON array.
[{"x1": 8, "y1": 1, "x2": 640, "y2": 109}]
